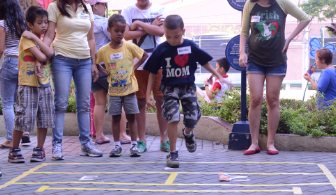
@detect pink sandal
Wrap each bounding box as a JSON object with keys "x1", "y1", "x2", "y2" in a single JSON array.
[{"x1": 95, "y1": 138, "x2": 111, "y2": 144}]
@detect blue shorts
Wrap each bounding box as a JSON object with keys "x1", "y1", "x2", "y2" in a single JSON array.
[
  {"x1": 92, "y1": 71, "x2": 109, "y2": 93},
  {"x1": 246, "y1": 60, "x2": 287, "y2": 76}
]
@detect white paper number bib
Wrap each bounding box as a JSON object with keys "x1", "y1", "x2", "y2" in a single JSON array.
[
  {"x1": 110, "y1": 53, "x2": 123, "y2": 60},
  {"x1": 251, "y1": 16, "x2": 261, "y2": 23},
  {"x1": 177, "y1": 46, "x2": 191, "y2": 55}
]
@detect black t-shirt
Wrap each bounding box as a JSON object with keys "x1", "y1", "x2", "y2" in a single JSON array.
[
  {"x1": 249, "y1": 2, "x2": 287, "y2": 66},
  {"x1": 143, "y1": 39, "x2": 213, "y2": 85}
]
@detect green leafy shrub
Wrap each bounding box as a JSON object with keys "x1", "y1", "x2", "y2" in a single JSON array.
[
  {"x1": 146, "y1": 88, "x2": 336, "y2": 137},
  {"x1": 2, "y1": 77, "x2": 334, "y2": 138},
  {"x1": 66, "y1": 80, "x2": 77, "y2": 113}
]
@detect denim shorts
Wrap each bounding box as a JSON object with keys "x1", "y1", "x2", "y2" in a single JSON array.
[
  {"x1": 246, "y1": 60, "x2": 287, "y2": 76},
  {"x1": 92, "y1": 71, "x2": 109, "y2": 93}
]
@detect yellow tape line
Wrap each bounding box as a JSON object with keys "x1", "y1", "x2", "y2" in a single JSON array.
[
  {"x1": 318, "y1": 164, "x2": 336, "y2": 190},
  {"x1": 0, "y1": 163, "x2": 48, "y2": 190},
  {"x1": 164, "y1": 173, "x2": 178, "y2": 185},
  {"x1": 35, "y1": 186, "x2": 301, "y2": 193},
  {"x1": 29, "y1": 171, "x2": 325, "y2": 175},
  {"x1": 13, "y1": 181, "x2": 336, "y2": 187}
]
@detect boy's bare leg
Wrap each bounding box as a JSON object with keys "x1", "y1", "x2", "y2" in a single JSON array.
[
  {"x1": 184, "y1": 127, "x2": 194, "y2": 135},
  {"x1": 120, "y1": 109, "x2": 131, "y2": 140},
  {"x1": 37, "y1": 128, "x2": 47, "y2": 148},
  {"x1": 126, "y1": 114, "x2": 137, "y2": 141},
  {"x1": 112, "y1": 115, "x2": 121, "y2": 142},
  {"x1": 168, "y1": 121, "x2": 179, "y2": 151},
  {"x1": 12, "y1": 130, "x2": 24, "y2": 149},
  {"x1": 136, "y1": 98, "x2": 147, "y2": 142},
  {"x1": 154, "y1": 95, "x2": 168, "y2": 144}
]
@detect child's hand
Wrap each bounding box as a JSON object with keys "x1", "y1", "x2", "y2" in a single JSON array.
[
  {"x1": 152, "y1": 15, "x2": 164, "y2": 26},
  {"x1": 203, "y1": 79, "x2": 210, "y2": 86},
  {"x1": 96, "y1": 64, "x2": 110, "y2": 76},
  {"x1": 35, "y1": 61, "x2": 45, "y2": 78},
  {"x1": 146, "y1": 95, "x2": 156, "y2": 111},
  {"x1": 22, "y1": 31, "x2": 37, "y2": 40},
  {"x1": 208, "y1": 74, "x2": 214, "y2": 85},
  {"x1": 303, "y1": 73, "x2": 311, "y2": 81},
  {"x1": 92, "y1": 65, "x2": 99, "y2": 83},
  {"x1": 130, "y1": 21, "x2": 140, "y2": 31}
]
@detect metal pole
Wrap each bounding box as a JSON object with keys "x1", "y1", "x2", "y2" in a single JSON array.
[
  {"x1": 301, "y1": 0, "x2": 309, "y2": 101},
  {"x1": 240, "y1": 10, "x2": 246, "y2": 122},
  {"x1": 241, "y1": 71, "x2": 247, "y2": 121}
]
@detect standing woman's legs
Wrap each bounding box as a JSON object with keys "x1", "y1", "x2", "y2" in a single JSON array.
[
  {"x1": 72, "y1": 58, "x2": 93, "y2": 145},
  {"x1": 247, "y1": 74, "x2": 266, "y2": 151},
  {"x1": 0, "y1": 57, "x2": 19, "y2": 147},
  {"x1": 93, "y1": 89, "x2": 108, "y2": 141},
  {"x1": 51, "y1": 56, "x2": 73, "y2": 146},
  {"x1": 265, "y1": 76, "x2": 284, "y2": 151}
]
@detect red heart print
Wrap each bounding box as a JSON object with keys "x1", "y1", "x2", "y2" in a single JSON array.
[
  {"x1": 174, "y1": 54, "x2": 189, "y2": 68},
  {"x1": 270, "y1": 22, "x2": 279, "y2": 36}
]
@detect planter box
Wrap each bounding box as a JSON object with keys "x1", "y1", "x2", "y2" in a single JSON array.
[
  {"x1": 145, "y1": 113, "x2": 336, "y2": 152},
  {"x1": 145, "y1": 113, "x2": 233, "y2": 143}
]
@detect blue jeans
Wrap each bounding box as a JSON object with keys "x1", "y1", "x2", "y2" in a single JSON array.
[
  {"x1": 51, "y1": 55, "x2": 92, "y2": 145},
  {"x1": 0, "y1": 56, "x2": 19, "y2": 141}
]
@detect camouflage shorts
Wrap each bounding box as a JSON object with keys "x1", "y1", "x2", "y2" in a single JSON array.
[{"x1": 160, "y1": 84, "x2": 201, "y2": 128}]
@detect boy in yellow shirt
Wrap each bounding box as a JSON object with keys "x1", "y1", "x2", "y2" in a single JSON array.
[
  {"x1": 96, "y1": 14, "x2": 148, "y2": 157},
  {"x1": 8, "y1": 6, "x2": 54, "y2": 163}
]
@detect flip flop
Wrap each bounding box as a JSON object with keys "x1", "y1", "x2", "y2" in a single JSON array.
[
  {"x1": 1, "y1": 144, "x2": 11, "y2": 148},
  {"x1": 95, "y1": 138, "x2": 111, "y2": 144}
]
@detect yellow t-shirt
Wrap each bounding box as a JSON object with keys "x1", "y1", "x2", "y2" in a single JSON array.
[
  {"x1": 96, "y1": 42, "x2": 144, "y2": 96},
  {"x1": 47, "y1": 2, "x2": 94, "y2": 59},
  {"x1": 18, "y1": 37, "x2": 51, "y2": 88}
]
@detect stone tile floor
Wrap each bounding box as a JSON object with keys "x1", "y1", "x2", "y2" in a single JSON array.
[{"x1": 0, "y1": 135, "x2": 336, "y2": 195}]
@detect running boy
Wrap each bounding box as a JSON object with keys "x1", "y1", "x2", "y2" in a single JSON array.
[
  {"x1": 96, "y1": 14, "x2": 148, "y2": 157},
  {"x1": 8, "y1": 6, "x2": 54, "y2": 163},
  {"x1": 145, "y1": 15, "x2": 228, "y2": 168},
  {"x1": 203, "y1": 57, "x2": 232, "y2": 102}
]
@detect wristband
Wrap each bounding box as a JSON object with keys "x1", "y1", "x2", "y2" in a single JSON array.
[{"x1": 204, "y1": 84, "x2": 209, "y2": 87}]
